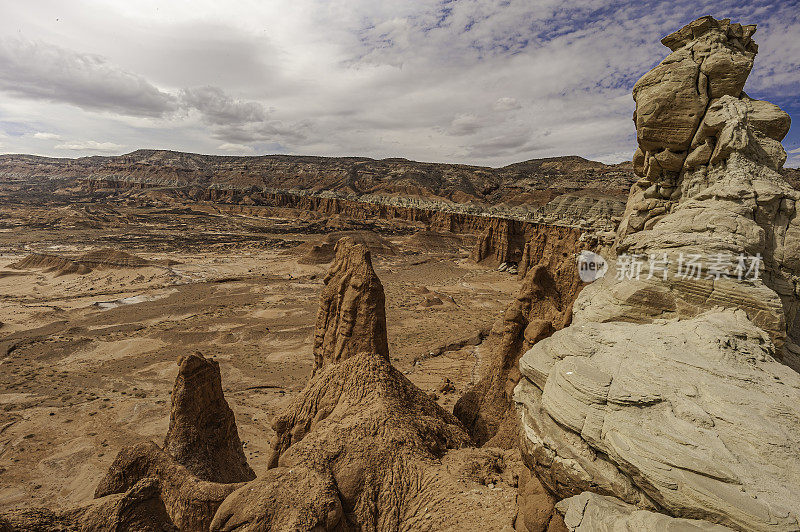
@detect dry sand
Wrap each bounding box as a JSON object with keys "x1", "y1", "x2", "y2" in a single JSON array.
[{"x1": 0, "y1": 202, "x2": 517, "y2": 512}]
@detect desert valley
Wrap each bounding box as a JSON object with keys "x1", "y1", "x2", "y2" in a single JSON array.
[{"x1": 1, "y1": 14, "x2": 799, "y2": 532}]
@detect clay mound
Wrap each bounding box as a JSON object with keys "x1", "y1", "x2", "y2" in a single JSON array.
[
  {"x1": 211, "y1": 466, "x2": 344, "y2": 531},
  {"x1": 298, "y1": 230, "x2": 396, "y2": 264},
  {"x1": 270, "y1": 351, "x2": 471, "y2": 466},
  {"x1": 403, "y1": 229, "x2": 463, "y2": 253},
  {"x1": 216, "y1": 350, "x2": 547, "y2": 530},
  {"x1": 10, "y1": 253, "x2": 93, "y2": 276},
  {"x1": 10, "y1": 248, "x2": 151, "y2": 276},
  {"x1": 163, "y1": 353, "x2": 256, "y2": 484},
  {"x1": 313, "y1": 237, "x2": 389, "y2": 373},
  {"x1": 75, "y1": 248, "x2": 152, "y2": 268}
]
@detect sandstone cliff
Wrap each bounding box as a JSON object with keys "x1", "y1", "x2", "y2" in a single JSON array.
[
  {"x1": 515, "y1": 16, "x2": 800, "y2": 532},
  {"x1": 456, "y1": 225, "x2": 591, "y2": 446}
]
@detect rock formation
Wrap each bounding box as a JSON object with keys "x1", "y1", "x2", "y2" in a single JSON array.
[
  {"x1": 219, "y1": 349, "x2": 527, "y2": 530},
  {"x1": 163, "y1": 353, "x2": 256, "y2": 484},
  {"x1": 556, "y1": 492, "x2": 734, "y2": 531},
  {"x1": 456, "y1": 226, "x2": 591, "y2": 447},
  {"x1": 298, "y1": 230, "x2": 397, "y2": 265},
  {"x1": 514, "y1": 16, "x2": 800, "y2": 532},
  {"x1": 471, "y1": 219, "x2": 521, "y2": 264},
  {"x1": 214, "y1": 237, "x2": 535, "y2": 530},
  {"x1": 10, "y1": 249, "x2": 152, "y2": 276},
  {"x1": 89, "y1": 353, "x2": 253, "y2": 530},
  {"x1": 313, "y1": 236, "x2": 389, "y2": 372}
]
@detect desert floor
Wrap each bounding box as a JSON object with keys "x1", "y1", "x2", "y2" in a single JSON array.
[{"x1": 0, "y1": 202, "x2": 518, "y2": 511}]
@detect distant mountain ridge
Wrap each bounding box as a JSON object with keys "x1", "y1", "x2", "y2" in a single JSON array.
[{"x1": 0, "y1": 150, "x2": 635, "y2": 206}]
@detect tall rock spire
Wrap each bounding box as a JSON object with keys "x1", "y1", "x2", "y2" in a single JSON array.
[{"x1": 313, "y1": 236, "x2": 389, "y2": 373}]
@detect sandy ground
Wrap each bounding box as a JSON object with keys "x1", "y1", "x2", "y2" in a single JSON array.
[{"x1": 0, "y1": 202, "x2": 518, "y2": 512}]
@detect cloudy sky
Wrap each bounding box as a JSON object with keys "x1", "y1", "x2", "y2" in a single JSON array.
[{"x1": 0, "y1": 0, "x2": 798, "y2": 167}]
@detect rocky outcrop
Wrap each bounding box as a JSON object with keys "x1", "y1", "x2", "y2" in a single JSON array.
[
  {"x1": 515, "y1": 16, "x2": 800, "y2": 532},
  {"x1": 232, "y1": 350, "x2": 524, "y2": 530},
  {"x1": 313, "y1": 237, "x2": 389, "y2": 372},
  {"x1": 516, "y1": 310, "x2": 800, "y2": 530},
  {"x1": 456, "y1": 226, "x2": 591, "y2": 446},
  {"x1": 163, "y1": 353, "x2": 256, "y2": 484},
  {"x1": 556, "y1": 492, "x2": 734, "y2": 531},
  {"x1": 217, "y1": 242, "x2": 528, "y2": 530},
  {"x1": 95, "y1": 441, "x2": 245, "y2": 530},
  {"x1": 87, "y1": 353, "x2": 253, "y2": 529},
  {"x1": 471, "y1": 219, "x2": 522, "y2": 264}
]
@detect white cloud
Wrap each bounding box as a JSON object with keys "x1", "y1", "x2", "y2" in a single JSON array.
[
  {"x1": 54, "y1": 140, "x2": 124, "y2": 152},
  {"x1": 32, "y1": 132, "x2": 62, "y2": 140},
  {"x1": 0, "y1": 1, "x2": 796, "y2": 165},
  {"x1": 789, "y1": 147, "x2": 800, "y2": 154},
  {"x1": 493, "y1": 97, "x2": 521, "y2": 112},
  {"x1": 0, "y1": 38, "x2": 176, "y2": 117},
  {"x1": 449, "y1": 114, "x2": 482, "y2": 136},
  {"x1": 217, "y1": 143, "x2": 254, "y2": 153}
]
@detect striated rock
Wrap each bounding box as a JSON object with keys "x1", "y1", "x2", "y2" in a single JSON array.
[
  {"x1": 516, "y1": 310, "x2": 800, "y2": 530},
  {"x1": 556, "y1": 492, "x2": 735, "y2": 531},
  {"x1": 616, "y1": 17, "x2": 800, "y2": 365},
  {"x1": 471, "y1": 219, "x2": 520, "y2": 264},
  {"x1": 163, "y1": 353, "x2": 255, "y2": 484},
  {"x1": 313, "y1": 237, "x2": 389, "y2": 372},
  {"x1": 1, "y1": 150, "x2": 635, "y2": 208},
  {"x1": 515, "y1": 16, "x2": 800, "y2": 532},
  {"x1": 456, "y1": 226, "x2": 591, "y2": 447}
]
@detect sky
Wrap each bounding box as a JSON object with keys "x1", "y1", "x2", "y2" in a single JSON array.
[{"x1": 0, "y1": 0, "x2": 798, "y2": 167}]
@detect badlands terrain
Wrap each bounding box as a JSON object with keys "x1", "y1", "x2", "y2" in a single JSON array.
[{"x1": 0, "y1": 14, "x2": 799, "y2": 532}]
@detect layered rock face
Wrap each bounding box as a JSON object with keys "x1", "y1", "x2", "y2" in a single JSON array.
[
  {"x1": 617, "y1": 15, "x2": 799, "y2": 363},
  {"x1": 163, "y1": 353, "x2": 256, "y2": 484},
  {"x1": 515, "y1": 16, "x2": 800, "y2": 532},
  {"x1": 556, "y1": 492, "x2": 734, "y2": 531},
  {"x1": 313, "y1": 237, "x2": 389, "y2": 372},
  {"x1": 456, "y1": 226, "x2": 591, "y2": 446}
]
